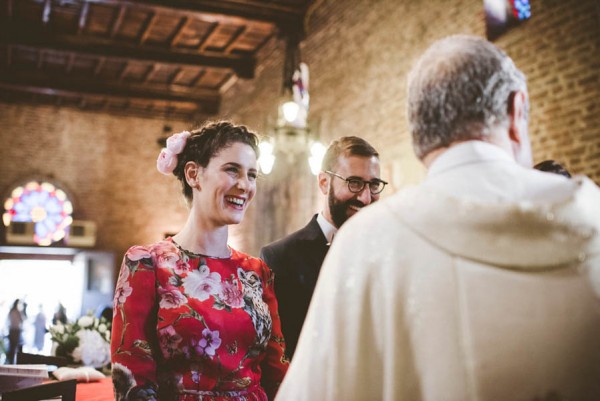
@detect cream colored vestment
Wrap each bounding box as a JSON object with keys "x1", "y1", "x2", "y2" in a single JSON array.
[{"x1": 276, "y1": 142, "x2": 600, "y2": 401}]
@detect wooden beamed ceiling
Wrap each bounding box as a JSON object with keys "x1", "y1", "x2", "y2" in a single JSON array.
[{"x1": 0, "y1": 0, "x2": 311, "y2": 120}]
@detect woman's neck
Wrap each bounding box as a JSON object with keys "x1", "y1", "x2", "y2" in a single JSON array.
[{"x1": 172, "y1": 213, "x2": 230, "y2": 258}]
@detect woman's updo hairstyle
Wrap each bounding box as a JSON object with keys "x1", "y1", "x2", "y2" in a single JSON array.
[{"x1": 173, "y1": 121, "x2": 260, "y2": 201}]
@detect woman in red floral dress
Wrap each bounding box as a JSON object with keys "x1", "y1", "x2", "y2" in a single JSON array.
[{"x1": 111, "y1": 121, "x2": 288, "y2": 401}]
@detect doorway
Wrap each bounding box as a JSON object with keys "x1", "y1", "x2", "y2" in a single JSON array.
[{"x1": 0, "y1": 259, "x2": 85, "y2": 360}]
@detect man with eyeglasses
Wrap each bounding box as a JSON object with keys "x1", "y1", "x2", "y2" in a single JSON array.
[{"x1": 260, "y1": 136, "x2": 385, "y2": 360}]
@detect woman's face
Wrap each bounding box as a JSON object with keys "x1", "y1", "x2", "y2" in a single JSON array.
[{"x1": 196, "y1": 141, "x2": 258, "y2": 227}]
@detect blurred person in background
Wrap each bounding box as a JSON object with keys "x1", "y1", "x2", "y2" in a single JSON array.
[
  {"x1": 7, "y1": 299, "x2": 25, "y2": 363},
  {"x1": 33, "y1": 304, "x2": 47, "y2": 352}
]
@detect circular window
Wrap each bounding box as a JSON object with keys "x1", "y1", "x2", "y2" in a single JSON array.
[{"x1": 2, "y1": 181, "x2": 74, "y2": 246}]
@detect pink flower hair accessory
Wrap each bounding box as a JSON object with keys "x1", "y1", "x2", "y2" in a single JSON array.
[{"x1": 157, "y1": 131, "x2": 191, "y2": 175}]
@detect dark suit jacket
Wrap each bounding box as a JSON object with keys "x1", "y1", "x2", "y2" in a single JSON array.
[{"x1": 259, "y1": 214, "x2": 329, "y2": 359}]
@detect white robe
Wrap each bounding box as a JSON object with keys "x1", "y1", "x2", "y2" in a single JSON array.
[{"x1": 276, "y1": 142, "x2": 600, "y2": 401}]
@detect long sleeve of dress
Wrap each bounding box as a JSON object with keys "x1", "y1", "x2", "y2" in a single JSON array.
[
  {"x1": 259, "y1": 261, "x2": 289, "y2": 400},
  {"x1": 111, "y1": 245, "x2": 159, "y2": 401}
]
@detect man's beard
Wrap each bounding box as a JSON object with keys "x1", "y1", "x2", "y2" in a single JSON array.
[{"x1": 328, "y1": 182, "x2": 365, "y2": 228}]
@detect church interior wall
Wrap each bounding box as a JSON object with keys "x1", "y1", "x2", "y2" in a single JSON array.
[{"x1": 0, "y1": 0, "x2": 598, "y2": 262}]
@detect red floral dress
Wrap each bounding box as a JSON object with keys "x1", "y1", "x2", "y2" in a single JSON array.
[{"x1": 111, "y1": 238, "x2": 289, "y2": 401}]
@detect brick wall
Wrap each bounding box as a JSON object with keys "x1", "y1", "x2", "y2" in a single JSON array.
[
  {"x1": 0, "y1": 104, "x2": 192, "y2": 261},
  {"x1": 1, "y1": 0, "x2": 598, "y2": 262},
  {"x1": 224, "y1": 0, "x2": 600, "y2": 254}
]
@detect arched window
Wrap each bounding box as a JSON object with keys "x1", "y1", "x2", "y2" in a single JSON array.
[{"x1": 3, "y1": 181, "x2": 74, "y2": 246}]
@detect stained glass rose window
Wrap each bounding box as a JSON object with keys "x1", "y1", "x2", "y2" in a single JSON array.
[{"x1": 2, "y1": 181, "x2": 73, "y2": 246}]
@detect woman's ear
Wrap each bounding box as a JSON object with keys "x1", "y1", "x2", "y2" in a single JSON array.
[{"x1": 184, "y1": 161, "x2": 200, "y2": 189}]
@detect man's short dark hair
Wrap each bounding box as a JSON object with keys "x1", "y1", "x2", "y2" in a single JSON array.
[
  {"x1": 321, "y1": 136, "x2": 379, "y2": 172},
  {"x1": 534, "y1": 160, "x2": 571, "y2": 178}
]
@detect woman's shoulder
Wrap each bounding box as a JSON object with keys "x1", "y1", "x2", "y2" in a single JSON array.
[
  {"x1": 123, "y1": 238, "x2": 179, "y2": 263},
  {"x1": 124, "y1": 244, "x2": 152, "y2": 261},
  {"x1": 231, "y1": 248, "x2": 272, "y2": 279},
  {"x1": 230, "y1": 248, "x2": 262, "y2": 264}
]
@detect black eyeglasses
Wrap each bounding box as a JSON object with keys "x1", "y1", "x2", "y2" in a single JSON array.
[{"x1": 325, "y1": 171, "x2": 388, "y2": 195}]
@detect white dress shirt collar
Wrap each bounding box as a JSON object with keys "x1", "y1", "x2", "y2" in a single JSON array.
[{"x1": 317, "y1": 212, "x2": 337, "y2": 245}]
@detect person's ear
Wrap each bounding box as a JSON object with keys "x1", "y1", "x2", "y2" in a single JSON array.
[
  {"x1": 318, "y1": 171, "x2": 330, "y2": 195},
  {"x1": 184, "y1": 161, "x2": 200, "y2": 189},
  {"x1": 508, "y1": 89, "x2": 533, "y2": 167},
  {"x1": 508, "y1": 89, "x2": 528, "y2": 145}
]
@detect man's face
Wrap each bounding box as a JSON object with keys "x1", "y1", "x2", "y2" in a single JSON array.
[{"x1": 320, "y1": 155, "x2": 382, "y2": 228}]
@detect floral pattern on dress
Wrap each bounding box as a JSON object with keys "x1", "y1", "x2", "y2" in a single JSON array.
[
  {"x1": 182, "y1": 263, "x2": 222, "y2": 301},
  {"x1": 158, "y1": 285, "x2": 188, "y2": 309},
  {"x1": 193, "y1": 328, "x2": 222, "y2": 357},
  {"x1": 111, "y1": 238, "x2": 288, "y2": 401}
]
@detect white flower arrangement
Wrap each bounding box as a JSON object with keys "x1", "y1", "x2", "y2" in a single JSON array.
[{"x1": 49, "y1": 313, "x2": 111, "y2": 368}]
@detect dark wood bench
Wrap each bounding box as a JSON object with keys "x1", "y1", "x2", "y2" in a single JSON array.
[{"x1": 2, "y1": 378, "x2": 77, "y2": 401}]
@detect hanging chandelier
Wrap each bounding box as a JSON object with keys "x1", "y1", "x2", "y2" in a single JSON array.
[{"x1": 258, "y1": 35, "x2": 325, "y2": 175}]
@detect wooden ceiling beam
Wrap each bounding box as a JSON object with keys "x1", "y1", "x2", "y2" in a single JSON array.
[
  {"x1": 110, "y1": 6, "x2": 127, "y2": 38},
  {"x1": 0, "y1": 82, "x2": 216, "y2": 116},
  {"x1": 42, "y1": 0, "x2": 51, "y2": 24},
  {"x1": 190, "y1": 69, "x2": 206, "y2": 86},
  {"x1": 73, "y1": 0, "x2": 301, "y2": 30},
  {"x1": 0, "y1": 69, "x2": 220, "y2": 112},
  {"x1": 93, "y1": 57, "x2": 105, "y2": 76},
  {"x1": 118, "y1": 64, "x2": 131, "y2": 81},
  {"x1": 143, "y1": 64, "x2": 157, "y2": 83},
  {"x1": 78, "y1": 2, "x2": 90, "y2": 34},
  {"x1": 223, "y1": 26, "x2": 246, "y2": 54},
  {"x1": 1, "y1": 90, "x2": 205, "y2": 120},
  {"x1": 169, "y1": 67, "x2": 185, "y2": 85},
  {"x1": 196, "y1": 22, "x2": 219, "y2": 52},
  {"x1": 197, "y1": 23, "x2": 219, "y2": 53},
  {"x1": 169, "y1": 17, "x2": 190, "y2": 48},
  {"x1": 138, "y1": 12, "x2": 157, "y2": 45},
  {"x1": 2, "y1": 24, "x2": 256, "y2": 79}
]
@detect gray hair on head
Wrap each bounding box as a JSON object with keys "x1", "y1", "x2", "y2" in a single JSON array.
[{"x1": 407, "y1": 34, "x2": 527, "y2": 159}]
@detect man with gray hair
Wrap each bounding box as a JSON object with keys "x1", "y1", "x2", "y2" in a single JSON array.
[{"x1": 276, "y1": 35, "x2": 600, "y2": 400}]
